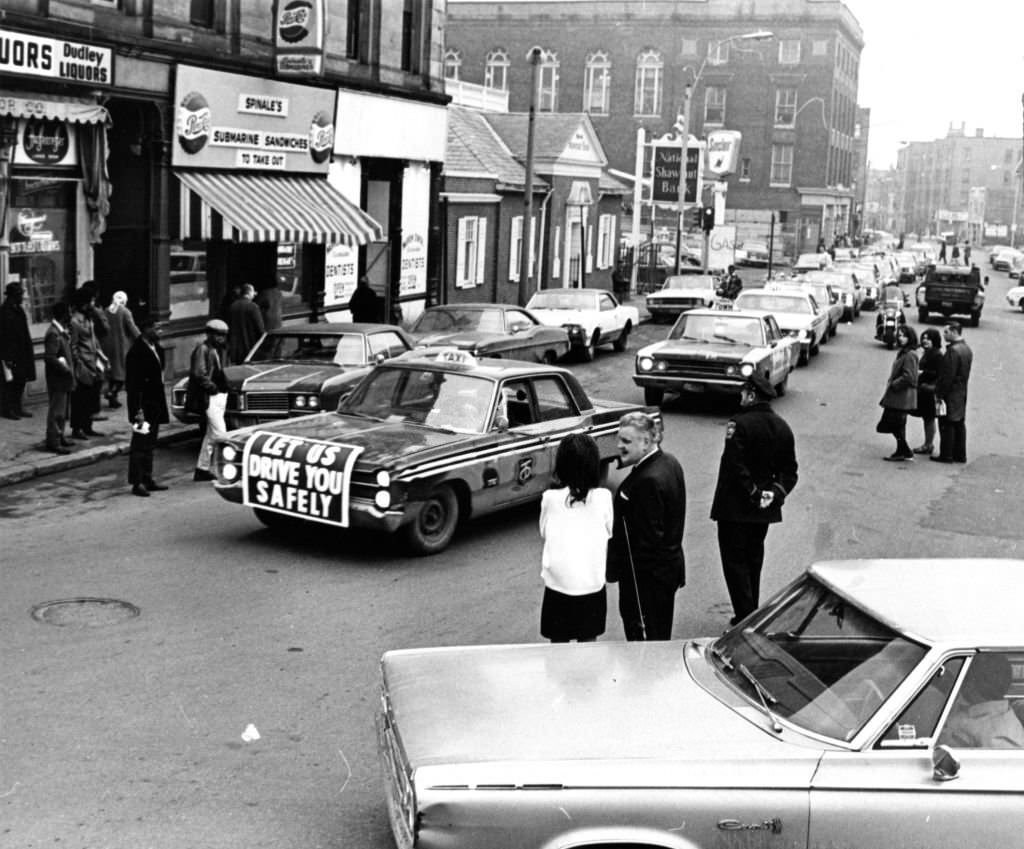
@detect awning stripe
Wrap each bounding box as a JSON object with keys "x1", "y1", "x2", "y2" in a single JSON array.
[
  {"x1": 175, "y1": 170, "x2": 383, "y2": 246},
  {"x1": 0, "y1": 90, "x2": 109, "y2": 124}
]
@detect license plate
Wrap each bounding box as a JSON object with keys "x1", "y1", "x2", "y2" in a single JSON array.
[
  {"x1": 941, "y1": 301, "x2": 953, "y2": 308},
  {"x1": 682, "y1": 382, "x2": 705, "y2": 393}
]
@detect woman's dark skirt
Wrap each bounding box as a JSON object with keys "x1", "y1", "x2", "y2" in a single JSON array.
[
  {"x1": 913, "y1": 386, "x2": 936, "y2": 421},
  {"x1": 540, "y1": 586, "x2": 607, "y2": 642}
]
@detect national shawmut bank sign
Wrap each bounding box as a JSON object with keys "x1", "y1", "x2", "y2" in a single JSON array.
[{"x1": 0, "y1": 28, "x2": 113, "y2": 86}]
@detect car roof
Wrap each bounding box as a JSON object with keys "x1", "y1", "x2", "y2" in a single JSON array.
[
  {"x1": 529, "y1": 288, "x2": 606, "y2": 297},
  {"x1": 422, "y1": 303, "x2": 520, "y2": 311},
  {"x1": 387, "y1": 349, "x2": 568, "y2": 377},
  {"x1": 809, "y1": 559, "x2": 1024, "y2": 646},
  {"x1": 267, "y1": 322, "x2": 400, "y2": 335},
  {"x1": 681, "y1": 308, "x2": 769, "y2": 320}
]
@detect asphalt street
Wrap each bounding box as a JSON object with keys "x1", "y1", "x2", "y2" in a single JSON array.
[{"x1": 3, "y1": 268, "x2": 1024, "y2": 848}]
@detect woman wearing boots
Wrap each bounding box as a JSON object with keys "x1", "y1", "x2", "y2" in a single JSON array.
[
  {"x1": 879, "y1": 325, "x2": 919, "y2": 462},
  {"x1": 912, "y1": 328, "x2": 943, "y2": 456}
]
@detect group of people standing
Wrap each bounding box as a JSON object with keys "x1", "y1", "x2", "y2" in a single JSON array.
[
  {"x1": 877, "y1": 321, "x2": 973, "y2": 464},
  {"x1": 538, "y1": 372, "x2": 798, "y2": 643}
]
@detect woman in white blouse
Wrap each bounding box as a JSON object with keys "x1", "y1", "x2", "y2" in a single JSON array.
[{"x1": 539, "y1": 433, "x2": 614, "y2": 642}]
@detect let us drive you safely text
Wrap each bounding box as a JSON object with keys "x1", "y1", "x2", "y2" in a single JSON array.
[{"x1": 241, "y1": 432, "x2": 363, "y2": 526}]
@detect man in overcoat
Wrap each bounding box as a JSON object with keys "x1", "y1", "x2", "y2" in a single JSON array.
[
  {"x1": 606, "y1": 412, "x2": 686, "y2": 641},
  {"x1": 42, "y1": 301, "x2": 75, "y2": 454},
  {"x1": 0, "y1": 282, "x2": 37, "y2": 419},
  {"x1": 227, "y1": 283, "x2": 265, "y2": 365},
  {"x1": 711, "y1": 373, "x2": 799, "y2": 625},
  {"x1": 125, "y1": 317, "x2": 170, "y2": 495},
  {"x1": 932, "y1": 321, "x2": 973, "y2": 464}
]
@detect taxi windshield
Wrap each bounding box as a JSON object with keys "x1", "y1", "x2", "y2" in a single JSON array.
[
  {"x1": 528, "y1": 291, "x2": 594, "y2": 310},
  {"x1": 663, "y1": 276, "x2": 716, "y2": 291},
  {"x1": 412, "y1": 308, "x2": 505, "y2": 334},
  {"x1": 339, "y1": 367, "x2": 494, "y2": 433},
  {"x1": 710, "y1": 575, "x2": 928, "y2": 742},
  {"x1": 669, "y1": 314, "x2": 762, "y2": 345},
  {"x1": 738, "y1": 294, "x2": 810, "y2": 314},
  {"x1": 248, "y1": 333, "x2": 368, "y2": 366}
]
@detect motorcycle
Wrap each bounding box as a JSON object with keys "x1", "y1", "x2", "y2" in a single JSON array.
[{"x1": 875, "y1": 294, "x2": 908, "y2": 348}]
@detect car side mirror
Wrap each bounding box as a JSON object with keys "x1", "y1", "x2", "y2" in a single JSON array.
[
  {"x1": 510, "y1": 323, "x2": 528, "y2": 334},
  {"x1": 492, "y1": 415, "x2": 509, "y2": 432},
  {"x1": 932, "y1": 745, "x2": 960, "y2": 782}
]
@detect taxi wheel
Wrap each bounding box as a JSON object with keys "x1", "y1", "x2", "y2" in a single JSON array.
[
  {"x1": 613, "y1": 322, "x2": 632, "y2": 352},
  {"x1": 403, "y1": 485, "x2": 460, "y2": 556},
  {"x1": 580, "y1": 330, "x2": 600, "y2": 362},
  {"x1": 774, "y1": 373, "x2": 788, "y2": 397}
]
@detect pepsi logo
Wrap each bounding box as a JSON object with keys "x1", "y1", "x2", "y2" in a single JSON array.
[
  {"x1": 176, "y1": 91, "x2": 211, "y2": 155},
  {"x1": 278, "y1": 0, "x2": 313, "y2": 44},
  {"x1": 308, "y1": 110, "x2": 333, "y2": 164}
]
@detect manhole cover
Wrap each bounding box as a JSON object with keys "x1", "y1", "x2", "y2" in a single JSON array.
[{"x1": 30, "y1": 598, "x2": 141, "y2": 627}]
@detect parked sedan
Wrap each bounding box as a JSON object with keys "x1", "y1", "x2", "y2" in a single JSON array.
[
  {"x1": 378, "y1": 558, "x2": 1024, "y2": 849},
  {"x1": 409, "y1": 304, "x2": 570, "y2": 364},
  {"x1": 1004, "y1": 283, "x2": 1024, "y2": 311},
  {"x1": 633, "y1": 307, "x2": 798, "y2": 404},
  {"x1": 525, "y1": 288, "x2": 638, "y2": 360},
  {"x1": 801, "y1": 268, "x2": 864, "y2": 321},
  {"x1": 795, "y1": 280, "x2": 843, "y2": 339},
  {"x1": 644, "y1": 273, "x2": 720, "y2": 322},
  {"x1": 734, "y1": 288, "x2": 830, "y2": 365},
  {"x1": 735, "y1": 240, "x2": 771, "y2": 267},
  {"x1": 170, "y1": 322, "x2": 414, "y2": 428}
]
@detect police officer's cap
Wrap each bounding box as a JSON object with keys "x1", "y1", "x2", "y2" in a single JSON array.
[
  {"x1": 205, "y1": 318, "x2": 229, "y2": 334},
  {"x1": 743, "y1": 372, "x2": 776, "y2": 399}
]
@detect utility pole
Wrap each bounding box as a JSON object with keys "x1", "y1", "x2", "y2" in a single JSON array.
[{"x1": 518, "y1": 47, "x2": 541, "y2": 306}]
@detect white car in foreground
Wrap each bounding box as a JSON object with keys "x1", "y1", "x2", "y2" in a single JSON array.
[{"x1": 525, "y1": 288, "x2": 638, "y2": 360}]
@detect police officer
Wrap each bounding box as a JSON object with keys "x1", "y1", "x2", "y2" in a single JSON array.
[{"x1": 710, "y1": 373, "x2": 798, "y2": 625}]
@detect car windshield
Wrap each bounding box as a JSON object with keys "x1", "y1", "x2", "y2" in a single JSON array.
[
  {"x1": 528, "y1": 291, "x2": 594, "y2": 311},
  {"x1": 737, "y1": 294, "x2": 810, "y2": 314},
  {"x1": 413, "y1": 308, "x2": 505, "y2": 334},
  {"x1": 247, "y1": 333, "x2": 367, "y2": 366},
  {"x1": 669, "y1": 314, "x2": 763, "y2": 345},
  {"x1": 710, "y1": 575, "x2": 928, "y2": 742},
  {"x1": 339, "y1": 367, "x2": 494, "y2": 433},
  {"x1": 663, "y1": 276, "x2": 716, "y2": 291}
]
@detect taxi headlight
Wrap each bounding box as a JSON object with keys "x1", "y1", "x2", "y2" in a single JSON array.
[
  {"x1": 798, "y1": 329, "x2": 810, "y2": 341},
  {"x1": 222, "y1": 444, "x2": 238, "y2": 462},
  {"x1": 376, "y1": 470, "x2": 391, "y2": 488},
  {"x1": 222, "y1": 463, "x2": 238, "y2": 481},
  {"x1": 374, "y1": 490, "x2": 392, "y2": 509},
  {"x1": 740, "y1": 362, "x2": 754, "y2": 377},
  {"x1": 308, "y1": 396, "x2": 320, "y2": 409},
  {"x1": 725, "y1": 364, "x2": 738, "y2": 376},
  {"x1": 294, "y1": 395, "x2": 306, "y2": 408},
  {"x1": 638, "y1": 356, "x2": 654, "y2": 372}
]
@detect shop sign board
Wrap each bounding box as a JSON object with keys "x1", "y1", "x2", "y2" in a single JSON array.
[
  {"x1": 0, "y1": 28, "x2": 113, "y2": 86},
  {"x1": 705, "y1": 130, "x2": 742, "y2": 178},
  {"x1": 13, "y1": 118, "x2": 78, "y2": 167},
  {"x1": 273, "y1": 0, "x2": 327, "y2": 77},
  {"x1": 324, "y1": 243, "x2": 358, "y2": 309},
  {"x1": 173, "y1": 64, "x2": 336, "y2": 174},
  {"x1": 708, "y1": 225, "x2": 737, "y2": 271}
]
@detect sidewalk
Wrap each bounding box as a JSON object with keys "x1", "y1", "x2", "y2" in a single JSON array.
[{"x1": 0, "y1": 381, "x2": 198, "y2": 488}]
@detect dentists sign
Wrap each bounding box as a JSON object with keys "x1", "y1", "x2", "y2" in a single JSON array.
[{"x1": 241, "y1": 432, "x2": 363, "y2": 527}]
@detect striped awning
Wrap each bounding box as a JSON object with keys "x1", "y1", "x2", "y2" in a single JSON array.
[{"x1": 176, "y1": 170, "x2": 383, "y2": 246}]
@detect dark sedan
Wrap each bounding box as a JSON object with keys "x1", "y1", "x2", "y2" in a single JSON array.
[
  {"x1": 409, "y1": 303, "x2": 570, "y2": 363},
  {"x1": 171, "y1": 322, "x2": 414, "y2": 428}
]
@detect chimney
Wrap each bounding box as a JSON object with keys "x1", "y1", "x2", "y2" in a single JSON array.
[{"x1": 975, "y1": 128, "x2": 984, "y2": 137}]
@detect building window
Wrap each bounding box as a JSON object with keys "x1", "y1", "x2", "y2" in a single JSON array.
[
  {"x1": 509, "y1": 216, "x2": 536, "y2": 281},
  {"x1": 812, "y1": 39, "x2": 829, "y2": 56},
  {"x1": 401, "y1": 0, "x2": 423, "y2": 73},
  {"x1": 597, "y1": 214, "x2": 616, "y2": 268},
  {"x1": 346, "y1": 0, "x2": 363, "y2": 60},
  {"x1": 190, "y1": 0, "x2": 214, "y2": 27},
  {"x1": 633, "y1": 49, "x2": 663, "y2": 116},
  {"x1": 740, "y1": 157, "x2": 751, "y2": 180},
  {"x1": 775, "y1": 88, "x2": 797, "y2": 126},
  {"x1": 443, "y1": 49, "x2": 461, "y2": 81},
  {"x1": 707, "y1": 40, "x2": 729, "y2": 65},
  {"x1": 455, "y1": 216, "x2": 487, "y2": 288},
  {"x1": 485, "y1": 49, "x2": 509, "y2": 91},
  {"x1": 538, "y1": 49, "x2": 559, "y2": 112},
  {"x1": 584, "y1": 52, "x2": 612, "y2": 115},
  {"x1": 680, "y1": 38, "x2": 698, "y2": 57},
  {"x1": 771, "y1": 143, "x2": 794, "y2": 186},
  {"x1": 704, "y1": 86, "x2": 726, "y2": 125},
  {"x1": 778, "y1": 39, "x2": 801, "y2": 64}
]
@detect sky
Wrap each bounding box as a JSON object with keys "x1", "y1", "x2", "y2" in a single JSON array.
[{"x1": 846, "y1": 0, "x2": 1024, "y2": 169}]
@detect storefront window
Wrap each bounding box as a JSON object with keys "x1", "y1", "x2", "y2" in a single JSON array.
[
  {"x1": 169, "y1": 241, "x2": 210, "y2": 320},
  {"x1": 8, "y1": 177, "x2": 77, "y2": 328},
  {"x1": 276, "y1": 243, "x2": 309, "y2": 315}
]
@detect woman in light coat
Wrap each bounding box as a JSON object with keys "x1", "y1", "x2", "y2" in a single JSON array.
[{"x1": 101, "y1": 290, "x2": 139, "y2": 408}]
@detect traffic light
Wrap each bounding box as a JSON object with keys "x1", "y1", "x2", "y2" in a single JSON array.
[
  {"x1": 701, "y1": 205, "x2": 716, "y2": 233},
  {"x1": 686, "y1": 205, "x2": 702, "y2": 230}
]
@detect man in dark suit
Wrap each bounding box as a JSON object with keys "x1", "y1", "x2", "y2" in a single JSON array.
[
  {"x1": 1, "y1": 281, "x2": 37, "y2": 419},
  {"x1": 932, "y1": 321, "x2": 973, "y2": 464},
  {"x1": 42, "y1": 301, "x2": 76, "y2": 454},
  {"x1": 606, "y1": 412, "x2": 686, "y2": 641},
  {"x1": 124, "y1": 317, "x2": 170, "y2": 496},
  {"x1": 711, "y1": 373, "x2": 798, "y2": 626},
  {"x1": 227, "y1": 283, "x2": 265, "y2": 365}
]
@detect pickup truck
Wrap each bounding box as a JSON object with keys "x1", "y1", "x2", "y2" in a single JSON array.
[{"x1": 915, "y1": 264, "x2": 985, "y2": 326}]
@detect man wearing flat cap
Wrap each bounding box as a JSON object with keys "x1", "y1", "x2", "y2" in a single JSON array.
[
  {"x1": 710, "y1": 372, "x2": 798, "y2": 625},
  {"x1": 188, "y1": 318, "x2": 230, "y2": 481}
]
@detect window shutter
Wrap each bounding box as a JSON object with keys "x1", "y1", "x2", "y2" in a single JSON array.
[
  {"x1": 474, "y1": 217, "x2": 488, "y2": 284},
  {"x1": 586, "y1": 225, "x2": 594, "y2": 272},
  {"x1": 553, "y1": 225, "x2": 561, "y2": 277},
  {"x1": 509, "y1": 216, "x2": 523, "y2": 281},
  {"x1": 455, "y1": 217, "x2": 468, "y2": 287}
]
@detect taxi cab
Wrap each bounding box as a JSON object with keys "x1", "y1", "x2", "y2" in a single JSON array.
[
  {"x1": 206, "y1": 349, "x2": 653, "y2": 555},
  {"x1": 734, "y1": 287, "x2": 830, "y2": 365}
]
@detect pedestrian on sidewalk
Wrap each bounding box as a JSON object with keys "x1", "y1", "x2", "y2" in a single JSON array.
[
  {"x1": 878, "y1": 325, "x2": 919, "y2": 462},
  {"x1": 42, "y1": 301, "x2": 76, "y2": 454},
  {"x1": 711, "y1": 373, "x2": 798, "y2": 626},
  {"x1": 227, "y1": 283, "x2": 264, "y2": 365},
  {"x1": 188, "y1": 319, "x2": 229, "y2": 481},
  {"x1": 538, "y1": 433, "x2": 613, "y2": 643},
  {"x1": 606, "y1": 412, "x2": 686, "y2": 641},
  {"x1": 255, "y1": 283, "x2": 283, "y2": 331},
  {"x1": 69, "y1": 288, "x2": 109, "y2": 440},
  {"x1": 932, "y1": 321, "x2": 973, "y2": 464},
  {"x1": 125, "y1": 317, "x2": 170, "y2": 496},
  {"x1": 101, "y1": 290, "x2": 139, "y2": 409},
  {"x1": 911, "y1": 328, "x2": 943, "y2": 456},
  {"x1": 0, "y1": 281, "x2": 36, "y2": 420}
]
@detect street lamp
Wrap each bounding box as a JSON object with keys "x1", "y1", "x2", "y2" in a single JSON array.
[{"x1": 519, "y1": 46, "x2": 542, "y2": 306}]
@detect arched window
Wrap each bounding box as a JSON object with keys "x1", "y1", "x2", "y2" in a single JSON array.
[
  {"x1": 485, "y1": 49, "x2": 510, "y2": 91},
  {"x1": 634, "y1": 49, "x2": 662, "y2": 116},
  {"x1": 443, "y1": 48, "x2": 462, "y2": 81},
  {"x1": 584, "y1": 51, "x2": 611, "y2": 115},
  {"x1": 537, "y1": 48, "x2": 559, "y2": 112}
]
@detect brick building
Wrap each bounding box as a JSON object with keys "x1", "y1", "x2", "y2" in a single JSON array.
[{"x1": 446, "y1": 0, "x2": 865, "y2": 255}]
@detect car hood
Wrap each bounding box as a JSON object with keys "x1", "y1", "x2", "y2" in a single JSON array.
[
  {"x1": 225, "y1": 362, "x2": 342, "y2": 392},
  {"x1": 382, "y1": 641, "x2": 819, "y2": 781},
  {"x1": 227, "y1": 412, "x2": 484, "y2": 468},
  {"x1": 413, "y1": 331, "x2": 510, "y2": 349},
  {"x1": 528, "y1": 308, "x2": 594, "y2": 325},
  {"x1": 647, "y1": 288, "x2": 715, "y2": 300},
  {"x1": 640, "y1": 339, "x2": 752, "y2": 359},
  {"x1": 742, "y1": 309, "x2": 815, "y2": 330}
]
